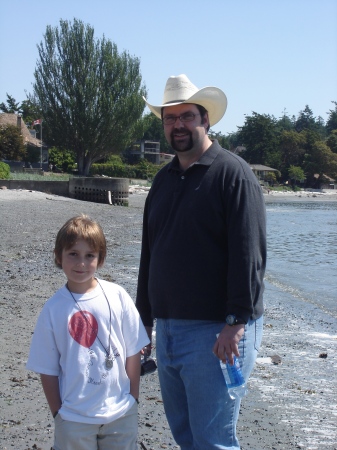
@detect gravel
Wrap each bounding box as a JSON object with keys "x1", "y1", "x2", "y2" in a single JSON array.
[{"x1": 1, "y1": 189, "x2": 336, "y2": 450}]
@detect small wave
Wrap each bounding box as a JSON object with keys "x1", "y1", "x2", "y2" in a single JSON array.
[{"x1": 265, "y1": 273, "x2": 337, "y2": 318}]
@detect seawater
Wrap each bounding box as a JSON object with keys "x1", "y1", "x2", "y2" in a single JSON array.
[{"x1": 265, "y1": 200, "x2": 337, "y2": 317}]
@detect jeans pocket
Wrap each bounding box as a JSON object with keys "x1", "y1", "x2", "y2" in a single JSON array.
[{"x1": 254, "y1": 316, "x2": 264, "y2": 352}]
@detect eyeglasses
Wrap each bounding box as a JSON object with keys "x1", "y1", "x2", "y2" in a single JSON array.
[{"x1": 162, "y1": 112, "x2": 200, "y2": 126}]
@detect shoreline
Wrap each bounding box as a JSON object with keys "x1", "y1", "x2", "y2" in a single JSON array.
[
  {"x1": 1, "y1": 189, "x2": 336, "y2": 449},
  {"x1": 263, "y1": 188, "x2": 337, "y2": 203}
]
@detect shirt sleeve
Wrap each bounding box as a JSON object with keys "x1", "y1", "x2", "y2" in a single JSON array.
[
  {"x1": 26, "y1": 304, "x2": 61, "y2": 376},
  {"x1": 225, "y1": 178, "x2": 267, "y2": 322},
  {"x1": 135, "y1": 195, "x2": 154, "y2": 327}
]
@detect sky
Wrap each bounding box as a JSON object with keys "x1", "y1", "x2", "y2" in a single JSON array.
[{"x1": 0, "y1": 0, "x2": 336, "y2": 135}]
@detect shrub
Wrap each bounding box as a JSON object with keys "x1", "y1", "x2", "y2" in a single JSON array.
[
  {"x1": 90, "y1": 159, "x2": 165, "y2": 180},
  {"x1": 49, "y1": 147, "x2": 76, "y2": 173},
  {"x1": 0, "y1": 161, "x2": 10, "y2": 179}
]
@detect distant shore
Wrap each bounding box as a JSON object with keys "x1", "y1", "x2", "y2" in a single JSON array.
[{"x1": 263, "y1": 188, "x2": 337, "y2": 202}]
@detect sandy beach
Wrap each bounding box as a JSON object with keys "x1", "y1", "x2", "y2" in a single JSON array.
[{"x1": 0, "y1": 187, "x2": 336, "y2": 449}]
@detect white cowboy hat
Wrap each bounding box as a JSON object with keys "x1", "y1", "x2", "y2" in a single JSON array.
[{"x1": 143, "y1": 74, "x2": 227, "y2": 127}]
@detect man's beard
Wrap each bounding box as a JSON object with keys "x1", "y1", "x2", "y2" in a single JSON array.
[{"x1": 170, "y1": 129, "x2": 194, "y2": 152}]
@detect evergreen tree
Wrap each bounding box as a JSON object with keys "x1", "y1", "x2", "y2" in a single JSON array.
[
  {"x1": 33, "y1": 18, "x2": 147, "y2": 175},
  {"x1": 326, "y1": 101, "x2": 337, "y2": 134},
  {"x1": 295, "y1": 105, "x2": 314, "y2": 132},
  {"x1": 236, "y1": 112, "x2": 279, "y2": 166},
  {"x1": 278, "y1": 130, "x2": 306, "y2": 178},
  {"x1": 326, "y1": 130, "x2": 337, "y2": 154},
  {"x1": 0, "y1": 94, "x2": 21, "y2": 114}
]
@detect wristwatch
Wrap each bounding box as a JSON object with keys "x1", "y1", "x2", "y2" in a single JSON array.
[{"x1": 225, "y1": 314, "x2": 246, "y2": 326}]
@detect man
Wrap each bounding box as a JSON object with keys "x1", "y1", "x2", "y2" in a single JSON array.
[{"x1": 136, "y1": 74, "x2": 266, "y2": 450}]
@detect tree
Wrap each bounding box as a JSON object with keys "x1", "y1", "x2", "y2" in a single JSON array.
[
  {"x1": 209, "y1": 130, "x2": 230, "y2": 149},
  {"x1": 0, "y1": 161, "x2": 10, "y2": 179},
  {"x1": 0, "y1": 93, "x2": 42, "y2": 129},
  {"x1": 21, "y1": 94, "x2": 42, "y2": 128},
  {"x1": 277, "y1": 110, "x2": 294, "y2": 132},
  {"x1": 141, "y1": 113, "x2": 171, "y2": 154},
  {"x1": 226, "y1": 132, "x2": 242, "y2": 151},
  {"x1": 288, "y1": 165, "x2": 305, "y2": 187},
  {"x1": 278, "y1": 130, "x2": 306, "y2": 177},
  {"x1": 48, "y1": 146, "x2": 76, "y2": 172},
  {"x1": 0, "y1": 125, "x2": 26, "y2": 161},
  {"x1": 295, "y1": 105, "x2": 316, "y2": 132},
  {"x1": 33, "y1": 18, "x2": 147, "y2": 175},
  {"x1": 326, "y1": 130, "x2": 337, "y2": 154},
  {"x1": 0, "y1": 94, "x2": 21, "y2": 114},
  {"x1": 302, "y1": 133, "x2": 337, "y2": 184},
  {"x1": 326, "y1": 101, "x2": 337, "y2": 134},
  {"x1": 295, "y1": 105, "x2": 325, "y2": 137},
  {"x1": 236, "y1": 112, "x2": 279, "y2": 166}
]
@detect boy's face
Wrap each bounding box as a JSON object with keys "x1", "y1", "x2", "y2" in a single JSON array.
[{"x1": 58, "y1": 239, "x2": 99, "y2": 293}]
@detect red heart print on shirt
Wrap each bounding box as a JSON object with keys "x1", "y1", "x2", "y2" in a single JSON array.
[{"x1": 68, "y1": 311, "x2": 98, "y2": 348}]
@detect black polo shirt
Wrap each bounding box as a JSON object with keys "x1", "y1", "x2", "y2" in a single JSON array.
[{"x1": 136, "y1": 140, "x2": 266, "y2": 327}]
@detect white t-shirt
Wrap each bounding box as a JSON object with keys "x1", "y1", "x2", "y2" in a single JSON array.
[{"x1": 26, "y1": 279, "x2": 149, "y2": 424}]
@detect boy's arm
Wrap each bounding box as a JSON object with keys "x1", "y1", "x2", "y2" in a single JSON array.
[
  {"x1": 40, "y1": 374, "x2": 62, "y2": 417},
  {"x1": 125, "y1": 353, "x2": 141, "y2": 401}
]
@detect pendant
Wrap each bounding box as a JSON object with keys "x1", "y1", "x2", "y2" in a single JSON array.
[{"x1": 105, "y1": 356, "x2": 113, "y2": 370}]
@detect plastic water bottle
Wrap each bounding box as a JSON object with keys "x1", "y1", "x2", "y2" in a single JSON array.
[{"x1": 219, "y1": 356, "x2": 247, "y2": 400}]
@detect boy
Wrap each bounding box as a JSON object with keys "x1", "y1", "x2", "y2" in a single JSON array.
[{"x1": 26, "y1": 215, "x2": 149, "y2": 450}]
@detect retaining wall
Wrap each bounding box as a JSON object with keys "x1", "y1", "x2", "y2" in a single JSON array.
[
  {"x1": 69, "y1": 177, "x2": 129, "y2": 206},
  {"x1": 0, "y1": 180, "x2": 69, "y2": 197},
  {"x1": 0, "y1": 177, "x2": 129, "y2": 206}
]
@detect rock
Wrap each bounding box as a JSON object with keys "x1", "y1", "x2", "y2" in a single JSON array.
[{"x1": 271, "y1": 354, "x2": 282, "y2": 365}]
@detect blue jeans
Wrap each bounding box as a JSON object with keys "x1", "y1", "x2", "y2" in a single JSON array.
[{"x1": 156, "y1": 317, "x2": 263, "y2": 450}]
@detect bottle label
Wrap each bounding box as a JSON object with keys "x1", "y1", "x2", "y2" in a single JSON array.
[
  {"x1": 215, "y1": 334, "x2": 245, "y2": 389},
  {"x1": 225, "y1": 358, "x2": 245, "y2": 388}
]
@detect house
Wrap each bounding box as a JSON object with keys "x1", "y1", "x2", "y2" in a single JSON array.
[
  {"x1": 249, "y1": 164, "x2": 280, "y2": 184},
  {"x1": 314, "y1": 174, "x2": 335, "y2": 190},
  {"x1": 0, "y1": 113, "x2": 48, "y2": 170},
  {"x1": 124, "y1": 139, "x2": 161, "y2": 165},
  {"x1": 0, "y1": 113, "x2": 41, "y2": 147}
]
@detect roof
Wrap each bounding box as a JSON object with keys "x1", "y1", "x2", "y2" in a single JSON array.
[
  {"x1": 0, "y1": 113, "x2": 41, "y2": 147},
  {"x1": 249, "y1": 164, "x2": 279, "y2": 172},
  {"x1": 314, "y1": 173, "x2": 335, "y2": 182}
]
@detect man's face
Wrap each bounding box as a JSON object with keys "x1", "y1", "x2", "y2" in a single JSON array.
[{"x1": 162, "y1": 103, "x2": 209, "y2": 153}]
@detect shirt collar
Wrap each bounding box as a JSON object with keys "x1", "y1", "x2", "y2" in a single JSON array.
[{"x1": 168, "y1": 140, "x2": 221, "y2": 173}]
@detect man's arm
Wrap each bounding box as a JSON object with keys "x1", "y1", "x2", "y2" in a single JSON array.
[
  {"x1": 142, "y1": 326, "x2": 153, "y2": 356},
  {"x1": 226, "y1": 179, "x2": 267, "y2": 322},
  {"x1": 40, "y1": 374, "x2": 61, "y2": 417},
  {"x1": 136, "y1": 197, "x2": 154, "y2": 328},
  {"x1": 126, "y1": 353, "x2": 141, "y2": 401},
  {"x1": 215, "y1": 178, "x2": 266, "y2": 363}
]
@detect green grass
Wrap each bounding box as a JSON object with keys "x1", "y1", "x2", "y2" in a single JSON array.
[{"x1": 9, "y1": 172, "x2": 70, "y2": 181}]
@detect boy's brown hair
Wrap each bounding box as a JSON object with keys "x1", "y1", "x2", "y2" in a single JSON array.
[{"x1": 54, "y1": 215, "x2": 106, "y2": 268}]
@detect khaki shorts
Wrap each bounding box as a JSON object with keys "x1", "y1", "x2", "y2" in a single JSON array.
[{"x1": 53, "y1": 402, "x2": 138, "y2": 450}]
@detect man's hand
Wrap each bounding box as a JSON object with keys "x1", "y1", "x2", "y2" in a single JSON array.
[{"x1": 213, "y1": 324, "x2": 245, "y2": 365}]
